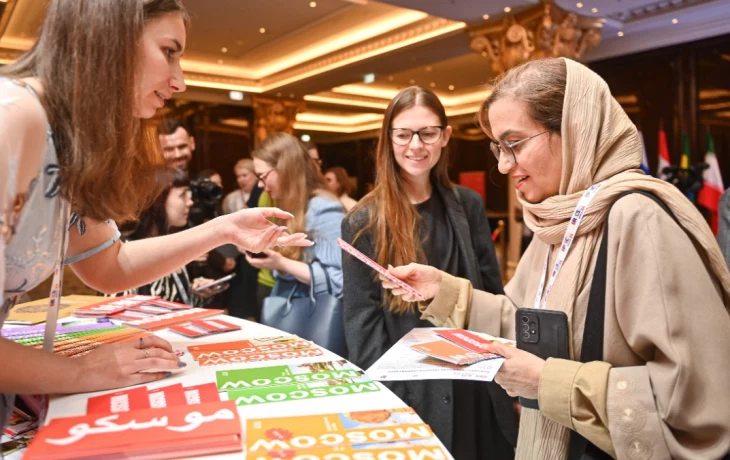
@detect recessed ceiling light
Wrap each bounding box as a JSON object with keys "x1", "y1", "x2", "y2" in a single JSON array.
[
  {"x1": 221, "y1": 47, "x2": 228, "y2": 53},
  {"x1": 591, "y1": 7, "x2": 598, "y2": 13},
  {"x1": 229, "y1": 91, "x2": 244, "y2": 101},
  {"x1": 672, "y1": 18, "x2": 678, "y2": 24},
  {"x1": 310, "y1": 1, "x2": 317, "y2": 7},
  {"x1": 387, "y1": 75, "x2": 394, "y2": 81},
  {"x1": 576, "y1": 2, "x2": 583, "y2": 7},
  {"x1": 259, "y1": 27, "x2": 266, "y2": 34},
  {"x1": 301, "y1": 134, "x2": 311, "y2": 142},
  {"x1": 617, "y1": 31, "x2": 624, "y2": 37},
  {"x1": 429, "y1": 82, "x2": 436, "y2": 88},
  {"x1": 504, "y1": 6, "x2": 511, "y2": 13},
  {"x1": 482, "y1": 14, "x2": 490, "y2": 20},
  {"x1": 448, "y1": 85, "x2": 455, "y2": 91},
  {"x1": 409, "y1": 79, "x2": 416, "y2": 85},
  {"x1": 363, "y1": 73, "x2": 375, "y2": 84}
]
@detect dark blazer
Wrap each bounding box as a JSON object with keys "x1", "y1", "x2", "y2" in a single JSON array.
[{"x1": 341, "y1": 182, "x2": 518, "y2": 451}]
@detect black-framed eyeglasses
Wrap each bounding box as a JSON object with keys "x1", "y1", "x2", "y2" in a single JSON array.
[
  {"x1": 256, "y1": 169, "x2": 276, "y2": 184},
  {"x1": 389, "y1": 126, "x2": 444, "y2": 146},
  {"x1": 490, "y1": 131, "x2": 548, "y2": 164}
]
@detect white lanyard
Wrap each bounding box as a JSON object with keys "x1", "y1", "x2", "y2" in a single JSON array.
[{"x1": 533, "y1": 182, "x2": 604, "y2": 310}]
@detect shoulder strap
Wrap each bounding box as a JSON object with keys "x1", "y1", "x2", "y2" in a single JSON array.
[{"x1": 568, "y1": 190, "x2": 677, "y2": 460}]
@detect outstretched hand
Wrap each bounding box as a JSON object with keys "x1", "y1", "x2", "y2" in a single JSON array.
[
  {"x1": 225, "y1": 207, "x2": 313, "y2": 253},
  {"x1": 379, "y1": 263, "x2": 443, "y2": 302}
]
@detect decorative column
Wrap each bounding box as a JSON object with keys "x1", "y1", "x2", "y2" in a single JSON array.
[{"x1": 252, "y1": 96, "x2": 305, "y2": 144}]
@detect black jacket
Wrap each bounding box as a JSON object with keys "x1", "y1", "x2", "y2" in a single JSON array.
[{"x1": 341, "y1": 183, "x2": 518, "y2": 452}]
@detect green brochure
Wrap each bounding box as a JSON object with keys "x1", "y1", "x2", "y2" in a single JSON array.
[
  {"x1": 215, "y1": 359, "x2": 365, "y2": 391},
  {"x1": 227, "y1": 380, "x2": 381, "y2": 406}
]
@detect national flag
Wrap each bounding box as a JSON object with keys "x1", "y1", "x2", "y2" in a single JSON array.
[
  {"x1": 697, "y1": 131, "x2": 725, "y2": 234},
  {"x1": 657, "y1": 128, "x2": 671, "y2": 180},
  {"x1": 638, "y1": 131, "x2": 650, "y2": 174}
]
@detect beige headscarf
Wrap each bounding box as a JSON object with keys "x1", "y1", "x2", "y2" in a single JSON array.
[{"x1": 514, "y1": 58, "x2": 730, "y2": 458}]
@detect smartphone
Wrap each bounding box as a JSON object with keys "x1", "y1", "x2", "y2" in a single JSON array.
[
  {"x1": 246, "y1": 251, "x2": 269, "y2": 259},
  {"x1": 336, "y1": 237, "x2": 426, "y2": 301},
  {"x1": 515, "y1": 307, "x2": 570, "y2": 410},
  {"x1": 193, "y1": 273, "x2": 235, "y2": 292}
]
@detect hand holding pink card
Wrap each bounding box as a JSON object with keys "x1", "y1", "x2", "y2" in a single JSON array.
[{"x1": 337, "y1": 238, "x2": 426, "y2": 301}]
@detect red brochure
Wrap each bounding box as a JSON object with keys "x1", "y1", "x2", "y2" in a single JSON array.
[
  {"x1": 24, "y1": 401, "x2": 242, "y2": 460},
  {"x1": 86, "y1": 386, "x2": 150, "y2": 414},
  {"x1": 148, "y1": 383, "x2": 187, "y2": 409},
  {"x1": 183, "y1": 383, "x2": 221, "y2": 405},
  {"x1": 410, "y1": 340, "x2": 490, "y2": 365}
]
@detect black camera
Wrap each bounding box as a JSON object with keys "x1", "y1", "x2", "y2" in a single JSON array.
[{"x1": 188, "y1": 177, "x2": 223, "y2": 226}]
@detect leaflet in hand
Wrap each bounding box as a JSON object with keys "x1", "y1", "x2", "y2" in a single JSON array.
[
  {"x1": 337, "y1": 238, "x2": 426, "y2": 301},
  {"x1": 366, "y1": 328, "x2": 512, "y2": 383}
]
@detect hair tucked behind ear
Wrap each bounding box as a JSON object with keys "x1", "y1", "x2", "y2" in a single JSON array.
[
  {"x1": 478, "y1": 58, "x2": 566, "y2": 140},
  {"x1": 0, "y1": 0, "x2": 189, "y2": 222}
]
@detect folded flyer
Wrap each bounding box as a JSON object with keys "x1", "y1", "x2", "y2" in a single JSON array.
[
  {"x1": 365, "y1": 328, "x2": 511, "y2": 383},
  {"x1": 216, "y1": 360, "x2": 363, "y2": 392}
]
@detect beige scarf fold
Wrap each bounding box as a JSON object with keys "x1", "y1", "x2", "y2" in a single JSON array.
[{"x1": 514, "y1": 58, "x2": 730, "y2": 459}]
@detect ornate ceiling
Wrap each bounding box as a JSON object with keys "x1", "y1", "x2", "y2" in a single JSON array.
[{"x1": 2, "y1": 0, "x2": 729, "y2": 142}]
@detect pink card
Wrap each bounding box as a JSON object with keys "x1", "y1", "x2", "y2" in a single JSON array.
[
  {"x1": 184, "y1": 383, "x2": 221, "y2": 404},
  {"x1": 337, "y1": 238, "x2": 426, "y2": 301},
  {"x1": 86, "y1": 386, "x2": 150, "y2": 414}
]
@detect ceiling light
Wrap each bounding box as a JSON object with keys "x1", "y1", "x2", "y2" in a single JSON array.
[
  {"x1": 301, "y1": 134, "x2": 312, "y2": 142},
  {"x1": 448, "y1": 85, "x2": 455, "y2": 91},
  {"x1": 482, "y1": 14, "x2": 490, "y2": 20},
  {"x1": 409, "y1": 79, "x2": 416, "y2": 85},
  {"x1": 363, "y1": 73, "x2": 376, "y2": 84},
  {"x1": 387, "y1": 75, "x2": 394, "y2": 81},
  {"x1": 429, "y1": 82, "x2": 436, "y2": 88},
  {"x1": 221, "y1": 47, "x2": 228, "y2": 53},
  {"x1": 591, "y1": 7, "x2": 598, "y2": 13},
  {"x1": 310, "y1": 1, "x2": 317, "y2": 7},
  {"x1": 672, "y1": 18, "x2": 678, "y2": 24},
  {"x1": 259, "y1": 27, "x2": 266, "y2": 34},
  {"x1": 617, "y1": 31, "x2": 624, "y2": 37},
  {"x1": 504, "y1": 7, "x2": 511, "y2": 13},
  {"x1": 229, "y1": 91, "x2": 244, "y2": 101},
  {"x1": 576, "y1": 2, "x2": 583, "y2": 7}
]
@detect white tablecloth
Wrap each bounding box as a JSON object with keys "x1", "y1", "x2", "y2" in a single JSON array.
[{"x1": 43, "y1": 314, "x2": 440, "y2": 459}]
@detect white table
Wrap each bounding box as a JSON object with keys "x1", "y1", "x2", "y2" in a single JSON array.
[{"x1": 44, "y1": 314, "x2": 444, "y2": 459}]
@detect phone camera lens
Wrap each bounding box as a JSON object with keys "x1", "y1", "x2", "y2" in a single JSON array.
[
  {"x1": 522, "y1": 324, "x2": 529, "y2": 332},
  {"x1": 522, "y1": 332, "x2": 529, "y2": 340},
  {"x1": 521, "y1": 316, "x2": 529, "y2": 323}
]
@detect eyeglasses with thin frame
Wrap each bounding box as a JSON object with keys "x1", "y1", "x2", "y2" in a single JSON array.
[
  {"x1": 256, "y1": 169, "x2": 276, "y2": 184},
  {"x1": 389, "y1": 126, "x2": 445, "y2": 146},
  {"x1": 490, "y1": 131, "x2": 548, "y2": 164}
]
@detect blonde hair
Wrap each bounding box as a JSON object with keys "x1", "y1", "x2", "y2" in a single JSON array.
[
  {"x1": 252, "y1": 133, "x2": 335, "y2": 261},
  {"x1": 234, "y1": 158, "x2": 255, "y2": 174}
]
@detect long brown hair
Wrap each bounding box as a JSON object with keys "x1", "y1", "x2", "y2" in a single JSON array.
[
  {"x1": 0, "y1": 0, "x2": 189, "y2": 222},
  {"x1": 252, "y1": 133, "x2": 335, "y2": 261},
  {"x1": 324, "y1": 166, "x2": 353, "y2": 196},
  {"x1": 352, "y1": 86, "x2": 451, "y2": 314}
]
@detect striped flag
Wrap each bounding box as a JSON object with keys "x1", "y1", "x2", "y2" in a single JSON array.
[
  {"x1": 657, "y1": 128, "x2": 671, "y2": 180},
  {"x1": 698, "y1": 132, "x2": 725, "y2": 234}
]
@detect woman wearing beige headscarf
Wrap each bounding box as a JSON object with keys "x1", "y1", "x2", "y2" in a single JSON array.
[{"x1": 381, "y1": 58, "x2": 730, "y2": 459}]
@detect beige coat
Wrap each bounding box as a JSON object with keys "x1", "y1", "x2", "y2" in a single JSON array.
[{"x1": 421, "y1": 193, "x2": 730, "y2": 459}]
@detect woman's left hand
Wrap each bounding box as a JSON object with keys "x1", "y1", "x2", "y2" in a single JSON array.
[
  {"x1": 487, "y1": 341, "x2": 546, "y2": 400},
  {"x1": 244, "y1": 249, "x2": 283, "y2": 271},
  {"x1": 224, "y1": 207, "x2": 312, "y2": 252}
]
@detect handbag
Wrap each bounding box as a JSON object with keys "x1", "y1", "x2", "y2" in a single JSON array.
[{"x1": 260, "y1": 259, "x2": 348, "y2": 357}]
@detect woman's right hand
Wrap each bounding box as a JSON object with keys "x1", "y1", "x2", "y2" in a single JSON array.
[
  {"x1": 73, "y1": 335, "x2": 182, "y2": 393},
  {"x1": 379, "y1": 263, "x2": 443, "y2": 302}
]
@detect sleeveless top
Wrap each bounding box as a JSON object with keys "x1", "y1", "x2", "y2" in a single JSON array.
[{"x1": 0, "y1": 77, "x2": 119, "y2": 430}]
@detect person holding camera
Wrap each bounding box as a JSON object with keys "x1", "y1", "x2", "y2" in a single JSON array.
[
  {"x1": 0, "y1": 0, "x2": 312, "y2": 432},
  {"x1": 381, "y1": 58, "x2": 730, "y2": 459},
  {"x1": 245, "y1": 133, "x2": 345, "y2": 302}
]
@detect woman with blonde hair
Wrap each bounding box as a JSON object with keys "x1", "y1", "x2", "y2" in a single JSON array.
[
  {"x1": 246, "y1": 133, "x2": 345, "y2": 300},
  {"x1": 0, "y1": 0, "x2": 309, "y2": 430},
  {"x1": 383, "y1": 58, "x2": 730, "y2": 459},
  {"x1": 324, "y1": 166, "x2": 358, "y2": 212},
  {"x1": 341, "y1": 86, "x2": 515, "y2": 459},
  {"x1": 223, "y1": 158, "x2": 262, "y2": 214}
]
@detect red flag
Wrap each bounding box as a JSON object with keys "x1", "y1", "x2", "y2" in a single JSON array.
[
  {"x1": 657, "y1": 128, "x2": 671, "y2": 180},
  {"x1": 698, "y1": 132, "x2": 724, "y2": 234}
]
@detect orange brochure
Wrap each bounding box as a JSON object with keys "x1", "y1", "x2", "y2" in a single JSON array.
[
  {"x1": 198, "y1": 347, "x2": 324, "y2": 366},
  {"x1": 249, "y1": 443, "x2": 450, "y2": 460},
  {"x1": 246, "y1": 408, "x2": 432, "y2": 453},
  {"x1": 24, "y1": 401, "x2": 241, "y2": 460},
  {"x1": 189, "y1": 338, "x2": 314, "y2": 361},
  {"x1": 410, "y1": 340, "x2": 490, "y2": 365}
]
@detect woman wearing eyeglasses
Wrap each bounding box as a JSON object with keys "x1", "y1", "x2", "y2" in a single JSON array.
[
  {"x1": 381, "y1": 59, "x2": 730, "y2": 459},
  {"x1": 246, "y1": 133, "x2": 345, "y2": 304},
  {"x1": 341, "y1": 86, "x2": 517, "y2": 459}
]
